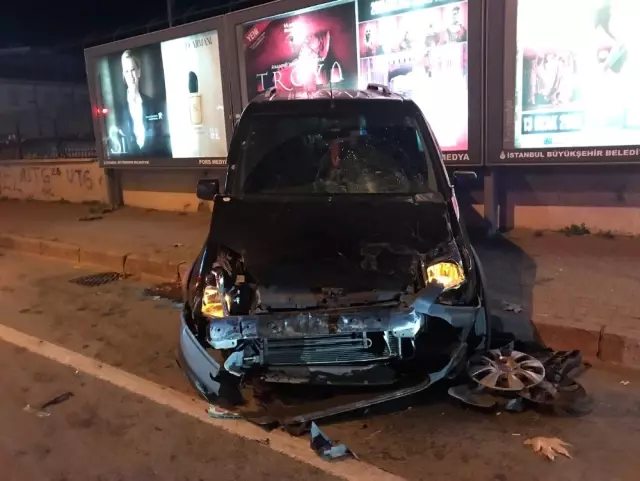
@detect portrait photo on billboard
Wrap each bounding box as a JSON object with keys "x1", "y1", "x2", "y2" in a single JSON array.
[
  {"x1": 357, "y1": 0, "x2": 469, "y2": 152},
  {"x1": 97, "y1": 44, "x2": 171, "y2": 159},
  {"x1": 161, "y1": 30, "x2": 228, "y2": 159},
  {"x1": 514, "y1": 0, "x2": 640, "y2": 150},
  {"x1": 242, "y1": 0, "x2": 358, "y2": 98}
]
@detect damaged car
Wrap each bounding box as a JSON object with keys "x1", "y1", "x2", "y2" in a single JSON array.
[{"x1": 178, "y1": 85, "x2": 491, "y2": 427}]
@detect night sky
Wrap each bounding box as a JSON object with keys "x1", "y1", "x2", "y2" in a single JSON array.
[{"x1": 0, "y1": 0, "x2": 259, "y2": 50}]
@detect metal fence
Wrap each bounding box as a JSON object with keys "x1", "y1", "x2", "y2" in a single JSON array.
[
  {"x1": 0, "y1": 138, "x2": 96, "y2": 160},
  {"x1": 0, "y1": 104, "x2": 96, "y2": 160}
]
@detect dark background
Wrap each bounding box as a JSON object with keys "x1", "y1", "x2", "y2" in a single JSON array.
[{"x1": 0, "y1": 0, "x2": 269, "y2": 50}]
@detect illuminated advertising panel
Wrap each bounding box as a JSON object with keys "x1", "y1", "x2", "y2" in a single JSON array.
[
  {"x1": 95, "y1": 29, "x2": 228, "y2": 166},
  {"x1": 515, "y1": 0, "x2": 640, "y2": 150},
  {"x1": 494, "y1": 0, "x2": 640, "y2": 164},
  {"x1": 357, "y1": 0, "x2": 469, "y2": 152},
  {"x1": 242, "y1": 1, "x2": 358, "y2": 97}
]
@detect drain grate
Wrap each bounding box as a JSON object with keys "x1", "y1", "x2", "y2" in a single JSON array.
[{"x1": 69, "y1": 272, "x2": 122, "y2": 287}]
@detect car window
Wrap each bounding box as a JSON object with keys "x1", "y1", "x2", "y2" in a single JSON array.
[{"x1": 236, "y1": 110, "x2": 439, "y2": 195}]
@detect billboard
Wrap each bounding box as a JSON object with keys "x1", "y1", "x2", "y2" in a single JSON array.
[
  {"x1": 357, "y1": 0, "x2": 469, "y2": 153},
  {"x1": 242, "y1": 1, "x2": 358, "y2": 97},
  {"x1": 515, "y1": 0, "x2": 640, "y2": 149},
  {"x1": 95, "y1": 29, "x2": 228, "y2": 167},
  {"x1": 493, "y1": 0, "x2": 640, "y2": 164}
]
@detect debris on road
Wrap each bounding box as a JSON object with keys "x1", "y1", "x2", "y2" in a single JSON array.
[
  {"x1": 142, "y1": 283, "x2": 182, "y2": 303},
  {"x1": 450, "y1": 344, "x2": 593, "y2": 417},
  {"x1": 310, "y1": 422, "x2": 355, "y2": 461},
  {"x1": 78, "y1": 214, "x2": 103, "y2": 222},
  {"x1": 501, "y1": 301, "x2": 523, "y2": 313},
  {"x1": 620, "y1": 380, "x2": 630, "y2": 386},
  {"x1": 207, "y1": 404, "x2": 241, "y2": 420},
  {"x1": 23, "y1": 391, "x2": 74, "y2": 417},
  {"x1": 525, "y1": 437, "x2": 572, "y2": 461}
]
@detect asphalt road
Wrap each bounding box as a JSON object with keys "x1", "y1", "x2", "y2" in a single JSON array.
[
  {"x1": 1, "y1": 251, "x2": 639, "y2": 481},
  {"x1": 0, "y1": 340, "x2": 339, "y2": 481}
]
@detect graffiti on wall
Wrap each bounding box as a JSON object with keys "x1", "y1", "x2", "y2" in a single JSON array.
[{"x1": 0, "y1": 163, "x2": 105, "y2": 202}]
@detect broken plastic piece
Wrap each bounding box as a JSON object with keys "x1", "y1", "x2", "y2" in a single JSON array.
[
  {"x1": 78, "y1": 214, "x2": 103, "y2": 222},
  {"x1": 310, "y1": 422, "x2": 355, "y2": 461},
  {"x1": 207, "y1": 404, "x2": 241, "y2": 419},
  {"x1": 23, "y1": 404, "x2": 51, "y2": 418},
  {"x1": 501, "y1": 301, "x2": 523, "y2": 313},
  {"x1": 504, "y1": 397, "x2": 525, "y2": 412},
  {"x1": 40, "y1": 392, "x2": 73, "y2": 410},
  {"x1": 23, "y1": 391, "x2": 74, "y2": 417},
  {"x1": 525, "y1": 437, "x2": 572, "y2": 461},
  {"x1": 448, "y1": 384, "x2": 498, "y2": 409}
]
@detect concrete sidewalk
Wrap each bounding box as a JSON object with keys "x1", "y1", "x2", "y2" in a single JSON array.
[
  {"x1": 0, "y1": 199, "x2": 208, "y2": 279},
  {"x1": 1, "y1": 199, "x2": 639, "y2": 368}
]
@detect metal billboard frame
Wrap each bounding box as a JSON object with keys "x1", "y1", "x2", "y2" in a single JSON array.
[{"x1": 84, "y1": 15, "x2": 233, "y2": 169}]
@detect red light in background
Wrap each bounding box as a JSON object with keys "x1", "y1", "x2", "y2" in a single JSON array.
[{"x1": 96, "y1": 107, "x2": 109, "y2": 115}]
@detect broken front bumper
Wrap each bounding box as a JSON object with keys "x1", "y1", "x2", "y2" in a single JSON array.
[
  {"x1": 178, "y1": 312, "x2": 222, "y2": 400},
  {"x1": 178, "y1": 283, "x2": 489, "y2": 399}
]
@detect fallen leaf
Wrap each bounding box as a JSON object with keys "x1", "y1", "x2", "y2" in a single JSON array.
[
  {"x1": 620, "y1": 380, "x2": 630, "y2": 386},
  {"x1": 525, "y1": 437, "x2": 572, "y2": 461}
]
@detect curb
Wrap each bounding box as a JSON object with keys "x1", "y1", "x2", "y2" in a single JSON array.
[
  {"x1": 0, "y1": 234, "x2": 183, "y2": 283},
  {"x1": 2, "y1": 233, "x2": 639, "y2": 370},
  {"x1": 533, "y1": 319, "x2": 640, "y2": 370}
]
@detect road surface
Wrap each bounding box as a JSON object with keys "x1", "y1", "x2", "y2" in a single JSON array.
[{"x1": 1, "y1": 251, "x2": 639, "y2": 481}]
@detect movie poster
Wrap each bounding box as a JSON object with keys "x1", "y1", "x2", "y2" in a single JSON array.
[
  {"x1": 357, "y1": 0, "x2": 469, "y2": 151},
  {"x1": 242, "y1": 1, "x2": 359, "y2": 97},
  {"x1": 514, "y1": 0, "x2": 640, "y2": 149}
]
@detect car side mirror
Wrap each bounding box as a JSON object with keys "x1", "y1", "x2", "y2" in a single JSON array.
[
  {"x1": 196, "y1": 179, "x2": 220, "y2": 201},
  {"x1": 452, "y1": 170, "x2": 478, "y2": 187}
]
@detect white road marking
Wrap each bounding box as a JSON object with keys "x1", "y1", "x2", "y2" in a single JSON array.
[{"x1": 0, "y1": 324, "x2": 406, "y2": 481}]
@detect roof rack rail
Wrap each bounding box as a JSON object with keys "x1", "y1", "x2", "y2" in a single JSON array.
[{"x1": 366, "y1": 83, "x2": 392, "y2": 95}]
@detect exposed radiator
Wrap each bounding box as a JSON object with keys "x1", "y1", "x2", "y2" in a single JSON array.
[{"x1": 263, "y1": 333, "x2": 400, "y2": 366}]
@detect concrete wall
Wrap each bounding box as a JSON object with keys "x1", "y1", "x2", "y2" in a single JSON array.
[
  {"x1": 454, "y1": 166, "x2": 640, "y2": 236},
  {"x1": 2, "y1": 158, "x2": 639, "y2": 236},
  {"x1": 0, "y1": 159, "x2": 107, "y2": 203}
]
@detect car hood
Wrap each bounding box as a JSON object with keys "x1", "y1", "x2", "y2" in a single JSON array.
[{"x1": 208, "y1": 194, "x2": 455, "y2": 292}]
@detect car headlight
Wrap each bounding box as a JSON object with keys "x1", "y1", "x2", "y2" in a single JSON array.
[
  {"x1": 202, "y1": 285, "x2": 225, "y2": 318},
  {"x1": 423, "y1": 261, "x2": 465, "y2": 291}
]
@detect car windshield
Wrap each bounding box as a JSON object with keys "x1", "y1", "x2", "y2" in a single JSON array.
[{"x1": 236, "y1": 108, "x2": 439, "y2": 195}]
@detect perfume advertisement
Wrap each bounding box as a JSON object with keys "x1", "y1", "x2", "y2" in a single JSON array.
[
  {"x1": 242, "y1": 1, "x2": 358, "y2": 97},
  {"x1": 514, "y1": 0, "x2": 640, "y2": 150},
  {"x1": 96, "y1": 44, "x2": 172, "y2": 159},
  {"x1": 357, "y1": 0, "x2": 469, "y2": 151},
  {"x1": 96, "y1": 29, "x2": 228, "y2": 164},
  {"x1": 161, "y1": 30, "x2": 227, "y2": 158}
]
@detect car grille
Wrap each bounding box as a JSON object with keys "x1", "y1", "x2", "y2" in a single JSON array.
[{"x1": 263, "y1": 332, "x2": 400, "y2": 366}]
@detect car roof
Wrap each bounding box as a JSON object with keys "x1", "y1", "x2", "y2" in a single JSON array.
[{"x1": 249, "y1": 84, "x2": 407, "y2": 104}]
